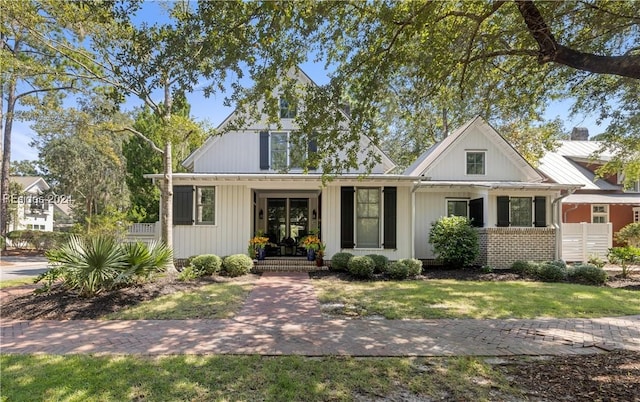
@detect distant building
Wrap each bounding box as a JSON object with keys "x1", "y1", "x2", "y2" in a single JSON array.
[{"x1": 6, "y1": 176, "x2": 54, "y2": 232}]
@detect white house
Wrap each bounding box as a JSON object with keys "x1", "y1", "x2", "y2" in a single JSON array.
[
  {"x1": 7, "y1": 176, "x2": 55, "y2": 232},
  {"x1": 144, "y1": 68, "x2": 579, "y2": 268}
]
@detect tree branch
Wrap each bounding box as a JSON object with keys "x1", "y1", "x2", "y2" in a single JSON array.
[
  {"x1": 515, "y1": 0, "x2": 640, "y2": 79},
  {"x1": 14, "y1": 83, "x2": 76, "y2": 102},
  {"x1": 111, "y1": 127, "x2": 164, "y2": 154}
]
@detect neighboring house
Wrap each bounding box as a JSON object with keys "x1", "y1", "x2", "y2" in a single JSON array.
[
  {"x1": 144, "y1": 69, "x2": 578, "y2": 268},
  {"x1": 6, "y1": 176, "x2": 54, "y2": 232},
  {"x1": 538, "y1": 130, "x2": 640, "y2": 251}
]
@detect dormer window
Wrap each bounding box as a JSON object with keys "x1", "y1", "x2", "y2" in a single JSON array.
[
  {"x1": 279, "y1": 98, "x2": 297, "y2": 119},
  {"x1": 466, "y1": 151, "x2": 485, "y2": 175}
]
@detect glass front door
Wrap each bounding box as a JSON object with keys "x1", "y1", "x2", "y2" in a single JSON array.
[{"x1": 266, "y1": 198, "x2": 309, "y2": 244}]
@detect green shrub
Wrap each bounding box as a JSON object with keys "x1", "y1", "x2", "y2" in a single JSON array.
[
  {"x1": 331, "y1": 252, "x2": 353, "y2": 271},
  {"x1": 177, "y1": 265, "x2": 200, "y2": 281},
  {"x1": 511, "y1": 260, "x2": 540, "y2": 276},
  {"x1": 536, "y1": 262, "x2": 567, "y2": 282},
  {"x1": 399, "y1": 258, "x2": 422, "y2": 277},
  {"x1": 347, "y1": 256, "x2": 375, "y2": 279},
  {"x1": 587, "y1": 254, "x2": 606, "y2": 269},
  {"x1": 385, "y1": 261, "x2": 409, "y2": 280},
  {"x1": 44, "y1": 235, "x2": 128, "y2": 297},
  {"x1": 121, "y1": 241, "x2": 172, "y2": 281},
  {"x1": 366, "y1": 254, "x2": 389, "y2": 273},
  {"x1": 569, "y1": 264, "x2": 608, "y2": 285},
  {"x1": 40, "y1": 236, "x2": 170, "y2": 297},
  {"x1": 608, "y1": 246, "x2": 640, "y2": 278},
  {"x1": 428, "y1": 216, "x2": 479, "y2": 267},
  {"x1": 191, "y1": 254, "x2": 222, "y2": 276},
  {"x1": 615, "y1": 222, "x2": 640, "y2": 247},
  {"x1": 223, "y1": 254, "x2": 253, "y2": 277},
  {"x1": 481, "y1": 265, "x2": 494, "y2": 273}
]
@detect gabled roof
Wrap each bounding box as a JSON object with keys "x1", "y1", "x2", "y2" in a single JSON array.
[
  {"x1": 538, "y1": 140, "x2": 618, "y2": 190},
  {"x1": 10, "y1": 176, "x2": 49, "y2": 193},
  {"x1": 403, "y1": 115, "x2": 545, "y2": 182},
  {"x1": 183, "y1": 66, "x2": 396, "y2": 173}
]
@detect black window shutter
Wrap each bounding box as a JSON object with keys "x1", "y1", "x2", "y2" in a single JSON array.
[
  {"x1": 340, "y1": 187, "x2": 355, "y2": 249},
  {"x1": 534, "y1": 196, "x2": 547, "y2": 227},
  {"x1": 173, "y1": 186, "x2": 194, "y2": 225},
  {"x1": 259, "y1": 131, "x2": 269, "y2": 170},
  {"x1": 497, "y1": 196, "x2": 510, "y2": 227},
  {"x1": 469, "y1": 197, "x2": 484, "y2": 227},
  {"x1": 383, "y1": 187, "x2": 397, "y2": 249}
]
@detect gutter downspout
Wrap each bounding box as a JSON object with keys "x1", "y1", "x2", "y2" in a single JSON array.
[{"x1": 552, "y1": 187, "x2": 578, "y2": 261}]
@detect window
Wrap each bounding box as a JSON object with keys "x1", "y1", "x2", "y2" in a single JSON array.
[
  {"x1": 269, "y1": 131, "x2": 307, "y2": 170},
  {"x1": 592, "y1": 204, "x2": 608, "y2": 223},
  {"x1": 279, "y1": 98, "x2": 297, "y2": 119},
  {"x1": 26, "y1": 224, "x2": 45, "y2": 230},
  {"x1": 497, "y1": 196, "x2": 546, "y2": 227},
  {"x1": 466, "y1": 151, "x2": 485, "y2": 175},
  {"x1": 510, "y1": 197, "x2": 532, "y2": 227},
  {"x1": 196, "y1": 187, "x2": 215, "y2": 225},
  {"x1": 356, "y1": 188, "x2": 381, "y2": 248},
  {"x1": 447, "y1": 199, "x2": 468, "y2": 217}
]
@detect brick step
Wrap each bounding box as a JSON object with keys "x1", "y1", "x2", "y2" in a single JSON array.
[{"x1": 252, "y1": 257, "x2": 328, "y2": 272}]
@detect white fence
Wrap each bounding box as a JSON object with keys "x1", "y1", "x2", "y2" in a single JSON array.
[
  {"x1": 561, "y1": 222, "x2": 612, "y2": 262},
  {"x1": 126, "y1": 222, "x2": 159, "y2": 245}
]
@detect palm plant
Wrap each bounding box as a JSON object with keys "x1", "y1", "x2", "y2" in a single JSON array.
[{"x1": 120, "y1": 240, "x2": 172, "y2": 283}]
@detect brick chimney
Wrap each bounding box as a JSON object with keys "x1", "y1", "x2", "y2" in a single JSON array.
[{"x1": 571, "y1": 127, "x2": 589, "y2": 141}]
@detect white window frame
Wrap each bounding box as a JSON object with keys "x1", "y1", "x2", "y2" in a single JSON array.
[
  {"x1": 446, "y1": 198, "x2": 469, "y2": 218},
  {"x1": 196, "y1": 186, "x2": 216, "y2": 225},
  {"x1": 591, "y1": 204, "x2": 609, "y2": 223},
  {"x1": 354, "y1": 187, "x2": 383, "y2": 249},
  {"x1": 270, "y1": 131, "x2": 307, "y2": 170},
  {"x1": 279, "y1": 97, "x2": 297, "y2": 119},
  {"x1": 465, "y1": 151, "x2": 486, "y2": 176}
]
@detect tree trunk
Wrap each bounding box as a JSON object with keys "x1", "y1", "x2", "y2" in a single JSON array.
[
  {"x1": 1, "y1": 78, "x2": 16, "y2": 239},
  {"x1": 161, "y1": 140, "x2": 175, "y2": 270}
]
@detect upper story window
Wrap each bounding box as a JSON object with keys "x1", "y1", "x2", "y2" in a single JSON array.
[
  {"x1": 466, "y1": 151, "x2": 485, "y2": 175},
  {"x1": 270, "y1": 131, "x2": 306, "y2": 171},
  {"x1": 279, "y1": 98, "x2": 297, "y2": 119},
  {"x1": 592, "y1": 204, "x2": 609, "y2": 223}
]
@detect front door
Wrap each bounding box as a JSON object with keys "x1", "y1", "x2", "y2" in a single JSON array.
[{"x1": 266, "y1": 198, "x2": 309, "y2": 244}]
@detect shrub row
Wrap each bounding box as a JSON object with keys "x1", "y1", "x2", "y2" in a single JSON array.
[
  {"x1": 511, "y1": 260, "x2": 608, "y2": 285},
  {"x1": 38, "y1": 236, "x2": 172, "y2": 297},
  {"x1": 331, "y1": 252, "x2": 423, "y2": 280},
  {"x1": 6, "y1": 230, "x2": 70, "y2": 251},
  {"x1": 179, "y1": 253, "x2": 253, "y2": 281}
]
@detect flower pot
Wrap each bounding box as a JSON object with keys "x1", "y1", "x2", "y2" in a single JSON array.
[
  {"x1": 316, "y1": 257, "x2": 323, "y2": 267},
  {"x1": 257, "y1": 248, "x2": 266, "y2": 260},
  {"x1": 307, "y1": 249, "x2": 315, "y2": 261}
]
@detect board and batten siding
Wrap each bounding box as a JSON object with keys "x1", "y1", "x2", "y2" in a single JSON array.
[
  {"x1": 193, "y1": 130, "x2": 389, "y2": 174},
  {"x1": 322, "y1": 184, "x2": 412, "y2": 261},
  {"x1": 173, "y1": 185, "x2": 252, "y2": 258},
  {"x1": 425, "y1": 127, "x2": 528, "y2": 182},
  {"x1": 414, "y1": 191, "x2": 486, "y2": 259}
]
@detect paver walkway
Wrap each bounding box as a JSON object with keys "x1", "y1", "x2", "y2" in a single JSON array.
[{"x1": 1, "y1": 272, "x2": 639, "y2": 356}]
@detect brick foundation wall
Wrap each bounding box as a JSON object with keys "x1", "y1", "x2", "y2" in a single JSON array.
[{"x1": 477, "y1": 227, "x2": 556, "y2": 269}]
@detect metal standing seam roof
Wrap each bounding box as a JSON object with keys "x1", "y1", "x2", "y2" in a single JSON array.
[{"x1": 538, "y1": 140, "x2": 620, "y2": 190}]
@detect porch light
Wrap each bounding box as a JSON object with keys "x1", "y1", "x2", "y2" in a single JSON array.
[
  {"x1": 312, "y1": 209, "x2": 317, "y2": 219},
  {"x1": 259, "y1": 209, "x2": 264, "y2": 220}
]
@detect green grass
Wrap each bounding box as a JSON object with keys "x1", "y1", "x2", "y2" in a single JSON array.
[
  {"x1": 0, "y1": 354, "x2": 520, "y2": 401},
  {"x1": 104, "y1": 282, "x2": 252, "y2": 319},
  {"x1": 314, "y1": 279, "x2": 640, "y2": 319},
  {"x1": 0, "y1": 277, "x2": 35, "y2": 289}
]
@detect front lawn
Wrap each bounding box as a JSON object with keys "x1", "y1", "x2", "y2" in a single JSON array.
[
  {"x1": 314, "y1": 279, "x2": 640, "y2": 319},
  {"x1": 105, "y1": 282, "x2": 252, "y2": 319},
  {"x1": 0, "y1": 278, "x2": 35, "y2": 289},
  {"x1": 0, "y1": 354, "x2": 519, "y2": 402}
]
